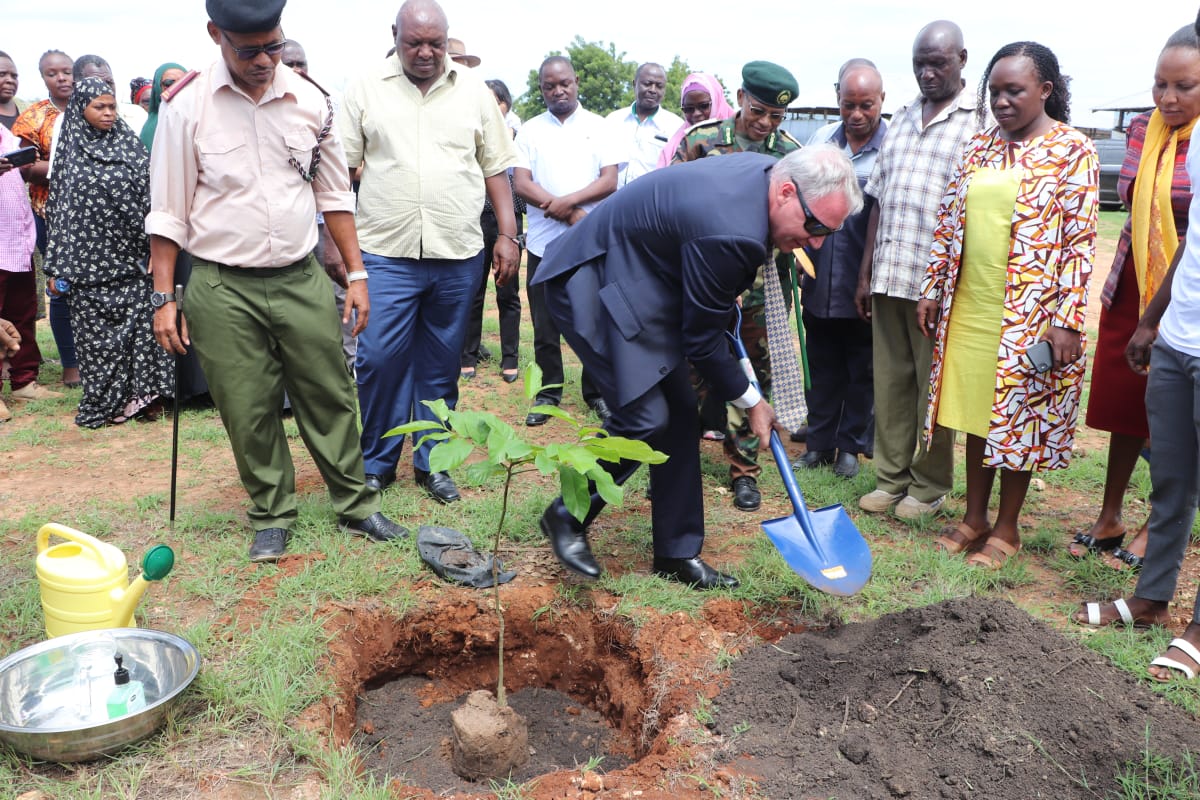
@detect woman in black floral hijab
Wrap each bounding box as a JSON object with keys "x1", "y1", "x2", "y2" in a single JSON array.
[{"x1": 44, "y1": 76, "x2": 172, "y2": 428}]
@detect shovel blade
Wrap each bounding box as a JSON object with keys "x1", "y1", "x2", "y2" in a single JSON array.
[{"x1": 762, "y1": 503, "x2": 873, "y2": 596}]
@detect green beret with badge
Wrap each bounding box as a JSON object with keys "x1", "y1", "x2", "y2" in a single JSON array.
[{"x1": 741, "y1": 60, "x2": 798, "y2": 108}]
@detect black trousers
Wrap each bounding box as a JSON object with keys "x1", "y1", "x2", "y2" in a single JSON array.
[
  {"x1": 526, "y1": 252, "x2": 600, "y2": 406},
  {"x1": 802, "y1": 311, "x2": 874, "y2": 455},
  {"x1": 545, "y1": 271, "x2": 705, "y2": 559},
  {"x1": 462, "y1": 210, "x2": 522, "y2": 370}
]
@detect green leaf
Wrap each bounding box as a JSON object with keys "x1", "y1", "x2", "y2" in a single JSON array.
[
  {"x1": 534, "y1": 451, "x2": 557, "y2": 475},
  {"x1": 486, "y1": 421, "x2": 518, "y2": 457},
  {"x1": 466, "y1": 461, "x2": 506, "y2": 485},
  {"x1": 522, "y1": 363, "x2": 544, "y2": 403},
  {"x1": 412, "y1": 431, "x2": 452, "y2": 452},
  {"x1": 529, "y1": 404, "x2": 576, "y2": 426},
  {"x1": 383, "y1": 420, "x2": 444, "y2": 438},
  {"x1": 428, "y1": 436, "x2": 475, "y2": 473},
  {"x1": 586, "y1": 436, "x2": 669, "y2": 464},
  {"x1": 421, "y1": 398, "x2": 452, "y2": 422},
  {"x1": 589, "y1": 466, "x2": 624, "y2": 506},
  {"x1": 559, "y1": 465, "x2": 590, "y2": 523}
]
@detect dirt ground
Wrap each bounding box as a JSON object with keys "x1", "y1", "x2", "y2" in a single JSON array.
[{"x1": 6, "y1": 223, "x2": 1200, "y2": 799}]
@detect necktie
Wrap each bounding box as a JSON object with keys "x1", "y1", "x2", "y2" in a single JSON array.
[{"x1": 761, "y1": 260, "x2": 807, "y2": 431}]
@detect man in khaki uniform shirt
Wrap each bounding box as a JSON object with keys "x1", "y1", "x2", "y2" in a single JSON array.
[
  {"x1": 339, "y1": 0, "x2": 519, "y2": 504},
  {"x1": 148, "y1": 0, "x2": 408, "y2": 562}
]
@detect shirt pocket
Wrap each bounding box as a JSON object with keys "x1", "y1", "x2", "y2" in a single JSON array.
[
  {"x1": 196, "y1": 134, "x2": 250, "y2": 192},
  {"x1": 283, "y1": 129, "x2": 318, "y2": 167}
]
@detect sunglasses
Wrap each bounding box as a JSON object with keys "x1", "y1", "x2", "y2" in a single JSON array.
[
  {"x1": 222, "y1": 31, "x2": 288, "y2": 61},
  {"x1": 680, "y1": 100, "x2": 712, "y2": 116},
  {"x1": 746, "y1": 104, "x2": 787, "y2": 123},
  {"x1": 793, "y1": 183, "x2": 842, "y2": 237}
]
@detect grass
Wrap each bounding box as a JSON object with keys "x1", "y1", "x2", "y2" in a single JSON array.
[{"x1": 6, "y1": 224, "x2": 1200, "y2": 799}]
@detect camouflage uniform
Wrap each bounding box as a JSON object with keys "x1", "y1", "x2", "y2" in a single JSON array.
[{"x1": 674, "y1": 116, "x2": 801, "y2": 481}]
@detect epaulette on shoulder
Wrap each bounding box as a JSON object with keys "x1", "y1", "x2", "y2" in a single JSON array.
[
  {"x1": 682, "y1": 118, "x2": 721, "y2": 140},
  {"x1": 779, "y1": 129, "x2": 802, "y2": 147},
  {"x1": 161, "y1": 70, "x2": 200, "y2": 103}
]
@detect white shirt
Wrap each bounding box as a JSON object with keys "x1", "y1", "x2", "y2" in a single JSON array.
[
  {"x1": 605, "y1": 104, "x2": 683, "y2": 187},
  {"x1": 515, "y1": 106, "x2": 623, "y2": 257},
  {"x1": 1160, "y1": 140, "x2": 1200, "y2": 356}
]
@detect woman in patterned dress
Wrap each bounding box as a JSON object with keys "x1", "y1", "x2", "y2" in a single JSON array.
[
  {"x1": 915, "y1": 42, "x2": 1099, "y2": 569},
  {"x1": 43, "y1": 76, "x2": 172, "y2": 428},
  {"x1": 1067, "y1": 25, "x2": 1200, "y2": 569}
]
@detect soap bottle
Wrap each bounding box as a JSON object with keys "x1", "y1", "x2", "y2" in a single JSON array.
[{"x1": 106, "y1": 654, "x2": 147, "y2": 719}]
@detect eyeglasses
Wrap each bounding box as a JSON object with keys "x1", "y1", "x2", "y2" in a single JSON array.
[
  {"x1": 793, "y1": 183, "x2": 842, "y2": 236},
  {"x1": 746, "y1": 104, "x2": 787, "y2": 123},
  {"x1": 680, "y1": 100, "x2": 712, "y2": 116},
  {"x1": 222, "y1": 31, "x2": 288, "y2": 61},
  {"x1": 161, "y1": 78, "x2": 176, "y2": 89}
]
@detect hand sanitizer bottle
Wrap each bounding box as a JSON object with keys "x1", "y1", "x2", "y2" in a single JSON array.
[{"x1": 106, "y1": 654, "x2": 147, "y2": 719}]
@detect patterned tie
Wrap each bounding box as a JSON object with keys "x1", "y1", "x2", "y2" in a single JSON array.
[{"x1": 761, "y1": 260, "x2": 807, "y2": 431}]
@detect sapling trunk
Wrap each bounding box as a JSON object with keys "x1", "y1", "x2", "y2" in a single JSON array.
[{"x1": 492, "y1": 462, "x2": 517, "y2": 707}]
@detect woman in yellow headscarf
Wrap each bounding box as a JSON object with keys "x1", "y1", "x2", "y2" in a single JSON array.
[{"x1": 1069, "y1": 24, "x2": 1200, "y2": 569}]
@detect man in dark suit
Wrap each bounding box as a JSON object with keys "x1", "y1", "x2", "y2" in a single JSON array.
[{"x1": 531, "y1": 146, "x2": 862, "y2": 588}]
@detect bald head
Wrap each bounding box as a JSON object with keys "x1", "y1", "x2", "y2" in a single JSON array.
[
  {"x1": 281, "y1": 40, "x2": 307, "y2": 75},
  {"x1": 392, "y1": 0, "x2": 449, "y2": 89},
  {"x1": 837, "y1": 63, "x2": 884, "y2": 148},
  {"x1": 912, "y1": 19, "x2": 966, "y2": 103}
]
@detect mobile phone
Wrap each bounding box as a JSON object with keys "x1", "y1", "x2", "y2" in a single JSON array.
[
  {"x1": 2, "y1": 146, "x2": 37, "y2": 168},
  {"x1": 1025, "y1": 340, "x2": 1054, "y2": 374}
]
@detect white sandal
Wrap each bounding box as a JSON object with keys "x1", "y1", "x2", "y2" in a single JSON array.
[
  {"x1": 1082, "y1": 598, "x2": 1135, "y2": 627},
  {"x1": 1149, "y1": 638, "x2": 1200, "y2": 682}
]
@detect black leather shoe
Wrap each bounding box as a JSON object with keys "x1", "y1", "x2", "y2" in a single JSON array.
[
  {"x1": 525, "y1": 410, "x2": 550, "y2": 426},
  {"x1": 249, "y1": 528, "x2": 290, "y2": 562},
  {"x1": 794, "y1": 449, "x2": 835, "y2": 469},
  {"x1": 731, "y1": 476, "x2": 761, "y2": 511},
  {"x1": 414, "y1": 469, "x2": 461, "y2": 503},
  {"x1": 789, "y1": 425, "x2": 808, "y2": 443},
  {"x1": 833, "y1": 450, "x2": 860, "y2": 479},
  {"x1": 588, "y1": 397, "x2": 612, "y2": 422},
  {"x1": 502, "y1": 370, "x2": 520, "y2": 384},
  {"x1": 339, "y1": 511, "x2": 409, "y2": 542},
  {"x1": 364, "y1": 473, "x2": 394, "y2": 492},
  {"x1": 653, "y1": 556, "x2": 739, "y2": 589},
  {"x1": 540, "y1": 504, "x2": 601, "y2": 579}
]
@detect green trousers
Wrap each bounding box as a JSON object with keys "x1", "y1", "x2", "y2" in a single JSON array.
[
  {"x1": 186, "y1": 256, "x2": 379, "y2": 530},
  {"x1": 870, "y1": 294, "x2": 954, "y2": 501}
]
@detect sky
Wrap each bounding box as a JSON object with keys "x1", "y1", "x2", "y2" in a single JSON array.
[{"x1": 7, "y1": 0, "x2": 1199, "y2": 129}]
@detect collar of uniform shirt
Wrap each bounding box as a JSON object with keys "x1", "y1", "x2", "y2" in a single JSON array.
[
  {"x1": 382, "y1": 53, "x2": 462, "y2": 92},
  {"x1": 210, "y1": 57, "x2": 297, "y2": 104}
]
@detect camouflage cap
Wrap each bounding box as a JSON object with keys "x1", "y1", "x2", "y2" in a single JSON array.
[{"x1": 741, "y1": 60, "x2": 798, "y2": 108}]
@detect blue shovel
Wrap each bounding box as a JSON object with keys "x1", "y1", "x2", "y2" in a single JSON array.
[{"x1": 727, "y1": 309, "x2": 873, "y2": 596}]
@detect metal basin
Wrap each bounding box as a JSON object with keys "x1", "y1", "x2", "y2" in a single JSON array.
[{"x1": 0, "y1": 628, "x2": 200, "y2": 762}]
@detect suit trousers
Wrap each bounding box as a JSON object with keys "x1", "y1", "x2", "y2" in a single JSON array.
[
  {"x1": 357, "y1": 251, "x2": 483, "y2": 476},
  {"x1": 802, "y1": 311, "x2": 874, "y2": 455},
  {"x1": 186, "y1": 256, "x2": 378, "y2": 531},
  {"x1": 870, "y1": 294, "x2": 953, "y2": 501},
  {"x1": 1135, "y1": 338, "x2": 1200, "y2": 623},
  {"x1": 526, "y1": 252, "x2": 601, "y2": 406},
  {"x1": 546, "y1": 277, "x2": 705, "y2": 559},
  {"x1": 462, "y1": 211, "x2": 521, "y2": 370}
]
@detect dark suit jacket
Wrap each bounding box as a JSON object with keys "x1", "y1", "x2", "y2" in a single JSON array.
[{"x1": 531, "y1": 152, "x2": 776, "y2": 407}]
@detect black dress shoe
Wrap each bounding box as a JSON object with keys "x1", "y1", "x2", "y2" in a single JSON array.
[
  {"x1": 789, "y1": 425, "x2": 808, "y2": 443},
  {"x1": 502, "y1": 370, "x2": 520, "y2": 384},
  {"x1": 833, "y1": 450, "x2": 860, "y2": 479},
  {"x1": 249, "y1": 528, "x2": 290, "y2": 562},
  {"x1": 653, "y1": 556, "x2": 739, "y2": 589},
  {"x1": 731, "y1": 476, "x2": 761, "y2": 511},
  {"x1": 794, "y1": 449, "x2": 835, "y2": 469},
  {"x1": 525, "y1": 410, "x2": 550, "y2": 426},
  {"x1": 339, "y1": 511, "x2": 409, "y2": 542},
  {"x1": 540, "y1": 504, "x2": 601, "y2": 579},
  {"x1": 414, "y1": 469, "x2": 461, "y2": 503},
  {"x1": 364, "y1": 473, "x2": 394, "y2": 492},
  {"x1": 588, "y1": 397, "x2": 612, "y2": 422}
]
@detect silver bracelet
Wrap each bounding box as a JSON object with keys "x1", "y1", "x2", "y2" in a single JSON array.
[{"x1": 347, "y1": 270, "x2": 368, "y2": 282}]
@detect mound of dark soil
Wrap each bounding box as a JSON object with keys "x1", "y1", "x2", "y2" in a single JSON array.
[{"x1": 714, "y1": 597, "x2": 1198, "y2": 799}]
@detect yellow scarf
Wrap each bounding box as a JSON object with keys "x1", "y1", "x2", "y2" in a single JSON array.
[{"x1": 1131, "y1": 110, "x2": 1194, "y2": 312}]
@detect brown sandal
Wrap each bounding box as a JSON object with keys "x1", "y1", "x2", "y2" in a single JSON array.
[
  {"x1": 934, "y1": 522, "x2": 990, "y2": 555},
  {"x1": 966, "y1": 536, "x2": 1020, "y2": 570}
]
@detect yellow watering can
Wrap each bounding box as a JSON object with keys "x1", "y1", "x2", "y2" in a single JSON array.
[{"x1": 35, "y1": 523, "x2": 175, "y2": 639}]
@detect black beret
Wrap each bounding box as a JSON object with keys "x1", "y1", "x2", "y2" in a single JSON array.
[
  {"x1": 741, "y1": 60, "x2": 799, "y2": 108},
  {"x1": 206, "y1": 0, "x2": 286, "y2": 33}
]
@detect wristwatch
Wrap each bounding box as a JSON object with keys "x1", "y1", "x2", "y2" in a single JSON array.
[{"x1": 150, "y1": 291, "x2": 176, "y2": 309}]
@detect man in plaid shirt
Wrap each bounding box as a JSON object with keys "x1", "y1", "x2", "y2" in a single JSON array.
[{"x1": 855, "y1": 19, "x2": 980, "y2": 520}]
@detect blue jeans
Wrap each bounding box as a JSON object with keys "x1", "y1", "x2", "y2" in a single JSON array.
[
  {"x1": 36, "y1": 213, "x2": 77, "y2": 370},
  {"x1": 356, "y1": 251, "x2": 484, "y2": 476}
]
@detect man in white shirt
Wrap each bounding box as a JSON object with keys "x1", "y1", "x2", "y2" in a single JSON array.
[
  {"x1": 514, "y1": 55, "x2": 622, "y2": 425},
  {"x1": 606, "y1": 63, "x2": 682, "y2": 187}
]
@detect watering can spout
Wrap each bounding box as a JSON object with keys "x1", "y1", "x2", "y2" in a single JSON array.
[{"x1": 110, "y1": 545, "x2": 175, "y2": 628}]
